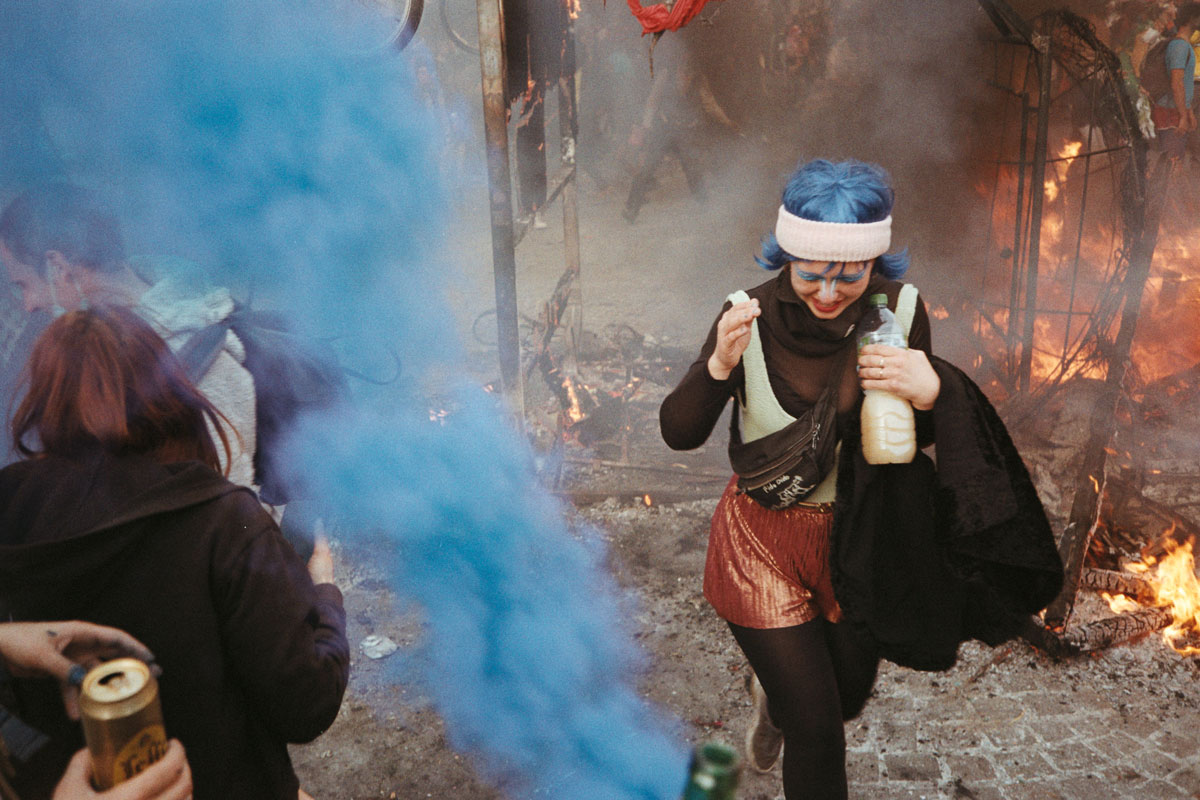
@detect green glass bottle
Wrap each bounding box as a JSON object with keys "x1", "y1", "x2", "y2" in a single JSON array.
[{"x1": 680, "y1": 741, "x2": 740, "y2": 800}]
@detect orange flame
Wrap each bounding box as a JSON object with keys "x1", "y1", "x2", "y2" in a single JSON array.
[
  {"x1": 1057, "y1": 140, "x2": 1083, "y2": 165},
  {"x1": 1102, "y1": 592, "x2": 1142, "y2": 614},
  {"x1": 562, "y1": 376, "x2": 586, "y2": 424},
  {"x1": 1153, "y1": 538, "x2": 1200, "y2": 655},
  {"x1": 1105, "y1": 533, "x2": 1199, "y2": 656}
]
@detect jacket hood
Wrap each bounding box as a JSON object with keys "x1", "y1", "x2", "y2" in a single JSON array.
[
  {"x1": 0, "y1": 449, "x2": 243, "y2": 594},
  {"x1": 137, "y1": 276, "x2": 236, "y2": 340}
]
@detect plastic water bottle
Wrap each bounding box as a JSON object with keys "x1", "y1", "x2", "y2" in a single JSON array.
[{"x1": 857, "y1": 293, "x2": 916, "y2": 464}]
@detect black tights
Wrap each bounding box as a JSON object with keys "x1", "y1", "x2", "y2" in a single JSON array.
[{"x1": 729, "y1": 619, "x2": 880, "y2": 800}]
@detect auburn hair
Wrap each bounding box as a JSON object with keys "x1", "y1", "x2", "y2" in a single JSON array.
[{"x1": 12, "y1": 306, "x2": 232, "y2": 472}]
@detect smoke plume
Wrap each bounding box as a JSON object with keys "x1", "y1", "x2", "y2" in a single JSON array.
[{"x1": 1, "y1": 1, "x2": 689, "y2": 797}]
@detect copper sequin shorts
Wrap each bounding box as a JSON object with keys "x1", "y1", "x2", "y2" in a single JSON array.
[{"x1": 703, "y1": 476, "x2": 841, "y2": 629}]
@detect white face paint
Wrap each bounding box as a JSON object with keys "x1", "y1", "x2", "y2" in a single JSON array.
[{"x1": 789, "y1": 260, "x2": 874, "y2": 319}]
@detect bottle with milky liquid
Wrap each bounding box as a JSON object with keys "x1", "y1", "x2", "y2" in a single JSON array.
[{"x1": 857, "y1": 293, "x2": 916, "y2": 465}]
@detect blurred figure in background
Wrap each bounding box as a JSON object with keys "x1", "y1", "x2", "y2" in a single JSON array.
[
  {"x1": 622, "y1": 44, "x2": 736, "y2": 224},
  {"x1": 0, "y1": 184, "x2": 257, "y2": 491},
  {"x1": 1150, "y1": 2, "x2": 1200, "y2": 161}
]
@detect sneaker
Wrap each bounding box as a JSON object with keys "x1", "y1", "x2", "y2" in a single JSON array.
[
  {"x1": 745, "y1": 672, "x2": 783, "y2": 772},
  {"x1": 532, "y1": 211, "x2": 548, "y2": 229}
]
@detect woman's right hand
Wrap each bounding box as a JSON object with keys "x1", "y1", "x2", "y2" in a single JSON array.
[
  {"x1": 707, "y1": 299, "x2": 760, "y2": 381},
  {"x1": 52, "y1": 740, "x2": 192, "y2": 800}
]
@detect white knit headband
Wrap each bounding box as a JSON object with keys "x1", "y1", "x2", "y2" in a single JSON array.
[{"x1": 774, "y1": 206, "x2": 892, "y2": 262}]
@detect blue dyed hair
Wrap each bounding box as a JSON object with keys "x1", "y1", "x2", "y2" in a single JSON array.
[{"x1": 756, "y1": 158, "x2": 909, "y2": 279}]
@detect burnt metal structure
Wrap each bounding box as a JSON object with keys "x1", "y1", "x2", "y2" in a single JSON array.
[
  {"x1": 474, "y1": 0, "x2": 581, "y2": 421},
  {"x1": 973, "y1": 5, "x2": 1148, "y2": 401},
  {"x1": 974, "y1": 2, "x2": 1182, "y2": 631}
]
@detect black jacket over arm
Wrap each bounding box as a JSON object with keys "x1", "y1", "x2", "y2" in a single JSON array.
[{"x1": 830, "y1": 356, "x2": 1063, "y2": 671}]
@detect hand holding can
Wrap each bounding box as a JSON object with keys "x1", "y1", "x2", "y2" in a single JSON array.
[{"x1": 79, "y1": 659, "x2": 169, "y2": 790}]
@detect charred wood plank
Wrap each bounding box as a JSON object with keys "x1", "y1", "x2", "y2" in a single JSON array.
[
  {"x1": 1062, "y1": 606, "x2": 1174, "y2": 652},
  {"x1": 1043, "y1": 151, "x2": 1173, "y2": 629},
  {"x1": 1079, "y1": 568, "x2": 1156, "y2": 602},
  {"x1": 1018, "y1": 616, "x2": 1080, "y2": 659},
  {"x1": 1044, "y1": 421, "x2": 1113, "y2": 630}
]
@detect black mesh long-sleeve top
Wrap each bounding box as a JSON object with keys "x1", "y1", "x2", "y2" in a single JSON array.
[{"x1": 659, "y1": 269, "x2": 932, "y2": 451}]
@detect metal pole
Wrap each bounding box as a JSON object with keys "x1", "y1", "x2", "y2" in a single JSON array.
[
  {"x1": 1018, "y1": 34, "x2": 1052, "y2": 392},
  {"x1": 1007, "y1": 90, "x2": 1029, "y2": 353},
  {"x1": 476, "y1": 0, "x2": 524, "y2": 418},
  {"x1": 558, "y1": 11, "x2": 582, "y2": 366},
  {"x1": 1062, "y1": 84, "x2": 1096, "y2": 361}
]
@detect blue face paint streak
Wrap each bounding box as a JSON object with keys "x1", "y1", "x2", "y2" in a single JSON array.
[
  {"x1": 5, "y1": 3, "x2": 690, "y2": 797},
  {"x1": 793, "y1": 262, "x2": 870, "y2": 302},
  {"x1": 792, "y1": 261, "x2": 871, "y2": 284}
]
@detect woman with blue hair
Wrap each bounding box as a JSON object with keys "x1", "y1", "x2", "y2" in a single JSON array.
[
  {"x1": 661, "y1": 158, "x2": 1062, "y2": 798},
  {"x1": 660, "y1": 158, "x2": 938, "y2": 799}
]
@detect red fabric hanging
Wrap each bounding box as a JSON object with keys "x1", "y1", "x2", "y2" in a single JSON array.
[{"x1": 625, "y1": 0, "x2": 717, "y2": 34}]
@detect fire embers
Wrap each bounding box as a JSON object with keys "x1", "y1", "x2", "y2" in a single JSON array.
[
  {"x1": 528, "y1": 322, "x2": 683, "y2": 462},
  {"x1": 556, "y1": 372, "x2": 640, "y2": 447},
  {"x1": 1101, "y1": 534, "x2": 1200, "y2": 656}
]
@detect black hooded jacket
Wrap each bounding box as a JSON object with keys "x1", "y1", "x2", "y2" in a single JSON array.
[{"x1": 0, "y1": 449, "x2": 349, "y2": 799}]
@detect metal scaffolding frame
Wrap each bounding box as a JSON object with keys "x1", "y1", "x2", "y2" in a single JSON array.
[
  {"x1": 972, "y1": 6, "x2": 1148, "y2": 405},
  {"x1": 975, "y1": 2, "x2": 1184, "y2": 630}
]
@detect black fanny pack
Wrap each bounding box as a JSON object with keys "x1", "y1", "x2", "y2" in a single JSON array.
[{"x1": 727, "y1": 349, "x2": 847, "y2": 511}]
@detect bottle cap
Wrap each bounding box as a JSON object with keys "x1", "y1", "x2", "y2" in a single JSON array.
[{"x1": 867, "y1": 293, "x2": 888, "y2": 306}]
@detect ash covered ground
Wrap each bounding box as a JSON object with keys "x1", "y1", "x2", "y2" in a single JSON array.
[{"x1": 291, "y1": 141, "x2": 1200, "y2": 798}]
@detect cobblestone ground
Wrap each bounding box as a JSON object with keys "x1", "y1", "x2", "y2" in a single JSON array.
[
  {"x1": 589, "y1": 498, "x2": 1200, "y2": 800},
  {"x1": 845, "y1": 642, "x2": 1200, "y2": 800}
]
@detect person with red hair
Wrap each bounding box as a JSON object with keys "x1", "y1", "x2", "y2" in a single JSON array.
[{"x1": 0, "y1": 307, "x2": 349, "y2": 799}]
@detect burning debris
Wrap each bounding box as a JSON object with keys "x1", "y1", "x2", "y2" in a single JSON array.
[
  {"x1": 1109, "y1": 537, "x2": 1200, "y2": 655},
  {"x1": 1046, "y1": 534, "x2": 1200, "y2": 655}
]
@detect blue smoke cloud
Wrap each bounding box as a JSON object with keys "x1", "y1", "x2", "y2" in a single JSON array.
[{"x1": 1, "y1": 1, "x2": 690, "y2": 796}]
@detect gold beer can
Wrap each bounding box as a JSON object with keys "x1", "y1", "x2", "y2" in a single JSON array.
[{"x1": 78, "y1": 658, "x2": 168, "y2": 789}]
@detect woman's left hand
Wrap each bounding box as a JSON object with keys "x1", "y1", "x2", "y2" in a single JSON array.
[
  {"x1": 857, "y1": 344, "x2": 940, "y2": 410},
  {"x1": 0, "y1": 621, "x2": 158, "y2": 719}
]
